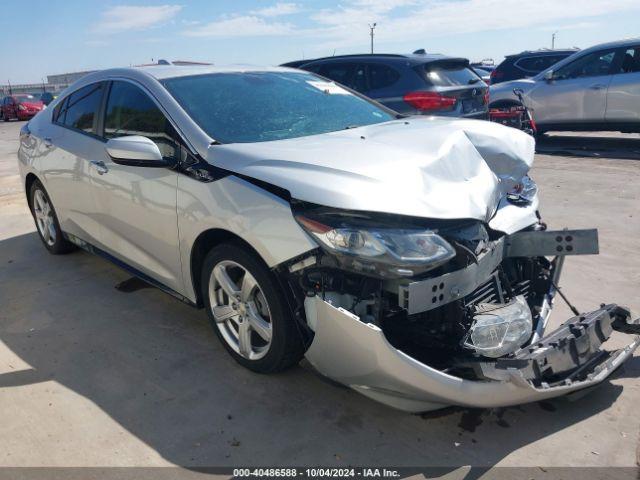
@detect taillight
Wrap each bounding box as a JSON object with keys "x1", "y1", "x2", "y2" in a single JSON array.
[
  {"x1": 403, "y1": 91, "x2": 457, "y2": 111},
  {"x1": 483, "y1": 89, "x2": 490, "y2": 105},
  {"x1": 490, "y1": 70, "x2": 503, "y2": 81},
  {"x1": 18, "y1": 104, "x2": 26, "y2": 111}
]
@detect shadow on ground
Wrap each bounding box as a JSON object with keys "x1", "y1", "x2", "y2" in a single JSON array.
[
  {"x1": 536, "y1": 133, "x2": 640, "y2": 160},
  {"x1": 0, "y1": 232, "x2": 635, "y2": 471}
]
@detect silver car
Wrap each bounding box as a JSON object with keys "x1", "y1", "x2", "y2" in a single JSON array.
[
  {"x1": 18, "y1": 65, "x2": 639, "y2": 413},
  {"x1": 490, "y1": 38, "x2": 640, "y2": 134}
]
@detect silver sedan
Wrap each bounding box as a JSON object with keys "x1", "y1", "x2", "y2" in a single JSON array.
[{"x1": 17, "y1": 64, "x2": 640, "y2": 413}]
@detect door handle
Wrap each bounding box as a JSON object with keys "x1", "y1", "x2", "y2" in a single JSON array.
[
  {"x1": 589, "y1": 84, "x2": 606, "y2": 90},
  {"x1": 90, "y1": 160, "x2": 109, "y2": 175}
]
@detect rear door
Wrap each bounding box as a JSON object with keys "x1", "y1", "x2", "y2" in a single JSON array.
[
  {"x1": 89, "y1": 80, "x2": 183, "y2": 293},
  {"x1": 362, "y1": 62, "x2": 404, "y2": 110},
  {"x1": 39, "y1": 82, "x2": 106, "y2": 243},
  {"x1": 527, "y1": 48, "x2": 619, "y2": 124},
  {"x1": 605, "y1": 45, "x2": 640, "y2": 123}
]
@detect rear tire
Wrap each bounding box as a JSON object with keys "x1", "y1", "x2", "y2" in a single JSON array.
[
  {"x1": 202, "y1": 243, "x2": 304, "y2": 373},
  {"x1": 29, "y1": 180, "x2": 76, "y2": 254}
]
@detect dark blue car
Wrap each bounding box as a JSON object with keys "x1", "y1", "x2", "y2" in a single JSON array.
[{"x1": 282, "y1": 52, "x2": 489, "y2": 119}]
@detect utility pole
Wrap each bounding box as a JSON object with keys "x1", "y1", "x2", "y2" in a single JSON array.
[
  {"x1": 369, "y1": 23, "x2": 377, "y2": 54},
  {"x1": 7, "y1": 79, "x2": 12, "y2": 95},
  {"x1": 552, "y1": 31, "x2": 557, "y2": 49}
]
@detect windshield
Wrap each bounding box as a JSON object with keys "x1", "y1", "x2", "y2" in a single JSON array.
[
  {"x1": 15, "y1": 94, "x2": 41, "y2": 103},
  {"x1": 162, "y1": 71, "x2": 394, "y2": 143}
]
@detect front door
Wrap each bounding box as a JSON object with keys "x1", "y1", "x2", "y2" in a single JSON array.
[
  {"x1": 606, "y1": 45, "x2": 640, "y2": 123},
  {"x1": 527, "y1": 48, "x2": 619, "y2": 125},
  {"x1": 89, "y1": 80, "x2": 183, "y2": 293}
]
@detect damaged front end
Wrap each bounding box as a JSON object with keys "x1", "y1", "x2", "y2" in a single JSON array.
[{"x1": 279, "y1": 205, "x2": 640, "y2": 412}]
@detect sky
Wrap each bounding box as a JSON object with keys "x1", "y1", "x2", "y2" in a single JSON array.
[{"x1": 2, "y1": 0, "x2": 640, "y2": 84}]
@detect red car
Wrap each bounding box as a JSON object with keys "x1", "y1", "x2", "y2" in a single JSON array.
[{"x1": 1, "y1": 94, "x2": 44, "y2": 121}]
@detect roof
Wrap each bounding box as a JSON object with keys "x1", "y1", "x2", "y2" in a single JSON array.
[
  {"x1": 505, "y1": 48, "x2": 579, "y2": 58},
  {"x1": 134, "y1": 59, "x2": 213, "y2": 67},
  {"x1": 579, "y1": 37, "x2": 640, "y2": 52},
  {"x1": 281, "y1": 52, "x2": 469, "y2": 68},
  {"x1": 83, "y1": 64, "x2": 298, "y2": 82}
]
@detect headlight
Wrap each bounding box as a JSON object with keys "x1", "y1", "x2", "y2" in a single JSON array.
[
  {"x1": 507, "y1": 175, "x2": 537, "y2": 205},
  {"x1": 295, "y1": 215, "x2": 456, "y2": 278},
  {"x1": 463, "y1": 295, "x2": 532, "y2": 358}
]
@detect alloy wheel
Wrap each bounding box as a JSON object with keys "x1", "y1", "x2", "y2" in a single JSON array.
[
  {"x1": 33, "y1": 189, "x2": 56, "y2": 246},
  {"x1": 208, "y1": 260, "x2": 273, "y2": 360}
]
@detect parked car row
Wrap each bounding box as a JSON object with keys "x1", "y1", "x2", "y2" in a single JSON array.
[{"x1": 278, "y1": 38, "x2": 640, "y2": 135}]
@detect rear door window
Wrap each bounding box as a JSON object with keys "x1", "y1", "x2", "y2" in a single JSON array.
[
  {"x1": 103, "y1": 81, "x2": 179, "y2": 160},
  {"x1": 516, "y1": 55, "x2": 568, "y2": 74},
  {"x1": 317, "y1": 62, "x2": 367, "y2": 92},
  {"x1": 367, "y1": 64, "x2": 401, "y2": 91},
  {"x1": 422, "y1": 65, "x2": 481, "y2": 87},
  {"x1": 55, "y1": 83, "x2": 104, "y2": 134},
  {"x1": 318, "y1": 63, "x2": 354, "y2": 85}
]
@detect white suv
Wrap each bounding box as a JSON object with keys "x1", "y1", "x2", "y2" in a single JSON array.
[{"x1": 18, "y1": 65, "x2": 639, "y2": 413}]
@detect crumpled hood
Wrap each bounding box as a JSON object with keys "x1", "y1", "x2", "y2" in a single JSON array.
[{"x1": 207, "y1": 116, "x2": 535, "y2": 221}]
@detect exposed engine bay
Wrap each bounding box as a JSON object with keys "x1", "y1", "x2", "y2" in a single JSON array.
[{"x1": 275, "y1": 205, "x2": 640, "y2": 412}]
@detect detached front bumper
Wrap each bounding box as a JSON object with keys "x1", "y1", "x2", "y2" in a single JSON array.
[{"x1": 304, "y1": 297, "x2": 639, "y2": 412}]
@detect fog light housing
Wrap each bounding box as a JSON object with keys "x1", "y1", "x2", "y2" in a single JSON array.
[{"x1": 464, "y1": 296, "x2": 532, "y2": 358}]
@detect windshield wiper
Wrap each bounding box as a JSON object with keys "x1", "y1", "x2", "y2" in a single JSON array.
[
  {"x1": 468, "y1": 78, "x2": 481, "y2": 85},
  {"x1": 344, "y1": 125, "x2": 361, "y2": 130}
]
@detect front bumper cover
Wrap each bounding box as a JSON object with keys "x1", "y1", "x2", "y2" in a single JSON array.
[{"x1": 303, "y1": 297, "x2": 639, "y2": 413}]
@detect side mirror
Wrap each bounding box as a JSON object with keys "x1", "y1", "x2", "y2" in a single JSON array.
[
  {"x1": 105, "y1": 135, "x2": 172, "y2": 168},
  {"x1": 544, "y1": 70, "x2": 554, "y2": 82}
]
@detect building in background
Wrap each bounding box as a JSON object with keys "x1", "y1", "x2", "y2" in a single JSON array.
[
  {"x1": 0, "y1": 70, "x2": 95, "y2": 96},
  {"x1": 0, "y1": 60, "x2": 211, "y2": 96}
]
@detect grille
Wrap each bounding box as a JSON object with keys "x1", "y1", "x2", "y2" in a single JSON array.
[
  {"x1": 465, "y1": 270, "x2": 533, "y2": 307},
  {"x1": 465, "y1": 271, "x2": 504, "y2": 306}
]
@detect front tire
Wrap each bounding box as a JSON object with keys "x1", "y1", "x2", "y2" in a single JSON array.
[
  {"x1": 29, "y1": 180, "x2": 76, "y2": 254},
  {"x1": 202, "y1": 243, "x2": 304, "y2": 373}
]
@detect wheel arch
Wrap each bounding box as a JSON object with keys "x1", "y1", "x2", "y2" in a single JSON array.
[
  {"x1": 489, "y1": 99, "x2": 523, "y2": 110},
  {"x1": 189, "y1": 228, "x2": 266, "y2": 308},
  {"x1": 24, "y1": 172, "x2": 40, "y2": 209}
]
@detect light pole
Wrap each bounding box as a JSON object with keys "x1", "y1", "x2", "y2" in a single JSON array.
[
  {"x1": 369, "y1": 23, "x2": 377, "y2": 54},
  {"x1": 552, "y1": 31, "x2": 557, "y2": 49}
]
